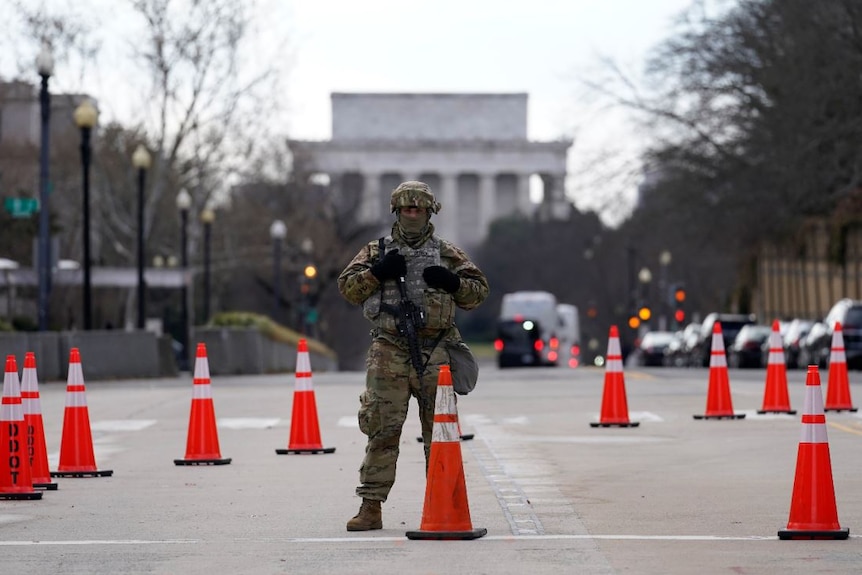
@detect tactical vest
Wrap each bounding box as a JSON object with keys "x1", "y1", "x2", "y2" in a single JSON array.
[{"x1": 362, "y1": 236, "x2": 456, "y2": 333}]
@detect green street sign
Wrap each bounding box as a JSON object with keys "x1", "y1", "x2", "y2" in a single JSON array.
[{"x1": 4, "y1": 197, "x2": 39, "y2": 218}]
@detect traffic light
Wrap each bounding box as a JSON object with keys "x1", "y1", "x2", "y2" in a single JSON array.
[
  {"x1": 304, "y1": 264, "x2": 317, "y2": 279},
  {"x1": 672, "y1": 284, "x2": 686, "y2": 327},
  {"x1": 628, "y1": 315, "x2": 640, "y2": 329},
  {"x1": 638, "y1": 306, "x2": 651, "y2": 321}
]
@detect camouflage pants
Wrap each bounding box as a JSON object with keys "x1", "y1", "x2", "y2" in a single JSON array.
[{"x1": 355, "y1": 335, "x2": 450, "y2": 502}]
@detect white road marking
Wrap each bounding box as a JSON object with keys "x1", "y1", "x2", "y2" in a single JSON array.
[
  {"x1": 218, "y1": 417, "x2": 280, "y2": 429},
  {"x1": 0, "y1": 540, "x2": 198, "y2": 546},
  {"x1": 91, "y1": 420, "x2": 157, "y2": 431}
]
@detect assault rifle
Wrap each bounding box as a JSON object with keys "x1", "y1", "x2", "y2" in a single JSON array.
[{"x1": 384, "y1": 275, "x2": 427, "y2": 378}]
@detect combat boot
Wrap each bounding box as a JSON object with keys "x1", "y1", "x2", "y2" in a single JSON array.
[{"x1": 346, "y1": 498, "x2": 382, "y2": 531}]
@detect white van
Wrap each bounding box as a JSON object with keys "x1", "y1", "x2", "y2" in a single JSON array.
[
  {"x1": 498, "y1": 291, "x2": 561, "y2": 366},
  {"x1": 555, "y1": 304, "x2": 581, "y2": 368}
]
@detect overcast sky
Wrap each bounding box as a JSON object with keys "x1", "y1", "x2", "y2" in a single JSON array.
[{"x1": 2, "y1": 0, "x2": 699, "y2": 222}]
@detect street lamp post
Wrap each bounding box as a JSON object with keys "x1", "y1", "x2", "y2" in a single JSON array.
[
  {"x1": 132, "y1": 144, "x2": 152, "y2": 330},
  {"x1": 201, "y1": 208, "x2": 215, "y2": 324},
  {"x1": 269, "y1": 220, "x2": 287, "y2": 323},
  {"x1": 659, "y1": 250, "x2": 673, "y2": 330},
  {"x1": 74, "y1": 99, "x2": 98, "y2": 330},
  {"x1": 300, "y1": 237, "x2": 314, "y2": 336},
  {"x1": 176, "y1": 188, "x2": 192, "y2": 359},
  {"x1": 36, "y1": 42, "x2": 53, "y2": 331}
]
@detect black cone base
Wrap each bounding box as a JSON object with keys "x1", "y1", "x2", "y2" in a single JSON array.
[
  {"x1": 0, "y1": 491, "x2": 43, "y2": 500},
  {"x1": 824, "y1": 407, "x2": 858, "y2": 413},
  {"x1": 757, "y1": 409, "x2": 797, "y2": 415},
  {"x1": 275, "y1": 447, "x2": 335, "y2": 455},
  {"x1": 174, "y1": 458, "x2": 231, "y2": 466},
  {"x1": 778, "y1": 527, "x2": 849, "y2": 540},
  {"x1": 693, "y1": 414, "x2": 746, "y2": 420},
  {"x1": 406, "y1": 527, "x2": 487, "y2": 540},
  {"x1": 417, "y1": 435, "x2": 475, "y2": 442},
  {"x1": 590, "y1": 421, "x2": 640, "y2": 428},
  {"x1": 33, "y1": 481, "x2": 59, "y2": 490},
  {"x1": 51, "y1": 469, "x2": 113, "y2": 477}
]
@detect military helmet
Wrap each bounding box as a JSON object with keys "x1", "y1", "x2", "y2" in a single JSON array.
[{"x1": 390, "y1": 181, "x2": 441, "y2": 214}]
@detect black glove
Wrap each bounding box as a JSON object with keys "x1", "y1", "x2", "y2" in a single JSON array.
[
  {"x1": 370, "y1": 249, "x2": 406, "y2": 282},
  {"x1": 423, "y1": 265, "x2": 460, "y2": 293}
]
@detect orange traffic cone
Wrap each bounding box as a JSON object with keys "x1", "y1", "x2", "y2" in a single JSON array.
[
  {"x1": 0, "y1": 355, "x2": 42, "y2": 500},
  {"x1": 52, "y1": 348, "x2": 113, "y2": 478},
  {"x1": 778, "y1": 366, "x2": 849, "y2": 540},
  {"x1": 758, "y1": 320, "x2": 796, "y2": 415},
  {"x1": 590, "y1": 325, "x2": 639, "y2": 427},
  {"x1": 694, "y1": 322, "x2": 745, "y2": 420},
  {"x1": 21, "y1": 352, "x2": 58, "y2": 490},
  {"x1": 406, "y1": 365, "x2": 486, "y2": 540},
  {"x1": 276, "y1": 339, "x2": 335, "y2": 454},
  {"x1": 174, "y1": 343, "x2": 231, "y2": 465},
  {"x1": 824, "y1": 322, "x2": 857, "y2": 412}
]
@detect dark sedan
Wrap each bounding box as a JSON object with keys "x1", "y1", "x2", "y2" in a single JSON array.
[
  {"x1": 729, "y1": 324, "x2": 772, "y2": 368},
  {"x1": 638, "y1": 331, "x2": 676, "y2": 367}
]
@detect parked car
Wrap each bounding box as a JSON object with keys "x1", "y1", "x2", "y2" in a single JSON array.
[
  {"x1": 728, "y1": 324, "x2": 772, "y2": 368},
  {"x1": 797, "y1": 321, "x2": 829, "y2": 369},
  {"x1": 782, "y1": 319, "x2": 814, "y2": 368},
  {"x1": 692, "y1": 313, "x2": 757, "y2": 367},
  {"x1": 638, "y1": 331, "x2": 676, "y2": 367},
  {"x1": 804, "y1": 299, "x2": 862, "y2": 370},
  {"x1": 663, "y1": 322, "x2": 701, "y2": 367}
]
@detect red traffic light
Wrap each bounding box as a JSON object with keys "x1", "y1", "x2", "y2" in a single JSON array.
[{"x1": 674, "y1": 309, "x2": 686, "y2": 323}]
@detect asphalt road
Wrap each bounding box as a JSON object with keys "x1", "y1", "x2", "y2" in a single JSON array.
[{"x1": 1, "y1": 360, "x2": 861, "y2": 574}]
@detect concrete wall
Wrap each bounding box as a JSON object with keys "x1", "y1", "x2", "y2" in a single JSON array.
[
  {"x1": 193, "y1": 327, "x2": 338, "y2": 375},
  {"x1": 0, "y1": 328, "x2": 337, "y2": 382}
]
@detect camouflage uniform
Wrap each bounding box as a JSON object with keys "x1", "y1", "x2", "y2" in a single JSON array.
[{"x1": 338, "y1": 181, "x2": 489, "y2": 505}]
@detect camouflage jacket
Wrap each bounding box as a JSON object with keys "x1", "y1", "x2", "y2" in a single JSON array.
[{"x1": 337, "y1": 235, "x2": 489, "y2": 335}]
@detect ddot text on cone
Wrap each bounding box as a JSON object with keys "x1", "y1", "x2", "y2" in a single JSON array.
[
  {"x1": 21, "y1": 352, "x2": 57, "y2": 490},
  {"x1": 0, "y1": 355, "x2": 42, "y2": 500}
]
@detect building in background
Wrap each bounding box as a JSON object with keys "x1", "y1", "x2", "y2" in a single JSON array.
[{"x1": 288, "y1": 93, "x2": 572, "y2": 249}]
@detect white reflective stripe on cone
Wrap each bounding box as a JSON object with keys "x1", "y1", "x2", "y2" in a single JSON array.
[
  {"x1": 710, "y1": 348, "x2": 727, "y2": 368},
  {"x1": 800, "y1": 382, "x2": 829, "y2": 444},
  {"x1": 607, "y1": 335, "x2": 621, "y2": 357},
  {"x1": 192, "y1": 381, "x2": 213, "y2": 399},
  {"x1": 67, "y1": 363, "x2": 85, "y2": 386},
  {"x1": 65, "y1": 390, "x2": 88, "y2": 407},
  {"x1": 0, "y1": 402, "x2": 23, "y2": 421},
  {"x1": 432, "y1": 421, "x2": 460, "y2": 443},
  {"x1": 22, "y1": 397, "x2": 40, "y2": 415},
  {"x1": 294, "y1": 374, "x2": 313, "y2": 392},
  {"x1": 830, "y1": 347, "x2": 846, "y2": 363},
  {"x1": 194, "y1": 357, "x2": 210, "y2": 380},
  {"x1": 296, "y1": 352, "x2": 311, "y2": 374},
  {"x1": 768, "y1": 348, "x2": 784, "y2": 364}
]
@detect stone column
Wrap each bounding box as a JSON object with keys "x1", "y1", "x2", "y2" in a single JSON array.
[
  {"x1": 478, "y1": 172, "x2": 495, "y2": 243},
  {"x1": 361, "y1": 171, "x2": 381, "y2": 224},
  {"x1": 516, "y1": 173, "x2": 532, "y2": 217},
  {"x1": 438, "y1": 172, "x2": 458, "y2": 243}
]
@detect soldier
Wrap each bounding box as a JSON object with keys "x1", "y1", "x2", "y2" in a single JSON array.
[{"x1": 337, "y1": 180, "x2": 490, "y2": 531}]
